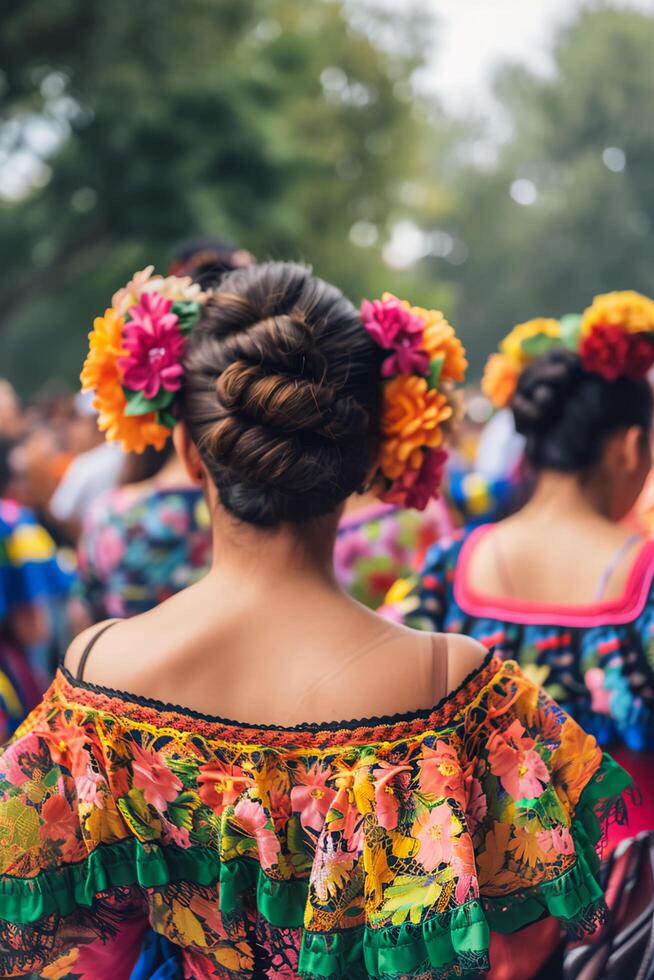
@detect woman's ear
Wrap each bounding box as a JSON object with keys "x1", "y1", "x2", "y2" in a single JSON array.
[
  {"x1": 622, "y1": 425, "x2": 647, "y2": 475},
  {"x1": 173, "y1": 423, "x2": 204, "y2": 485}
]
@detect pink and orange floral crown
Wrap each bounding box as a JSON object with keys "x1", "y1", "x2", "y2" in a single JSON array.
[
  {"x1": 81, "y1": 267, "x2": 207, "y2": 453},
  {"x1": 81, "y1": 271, "x2": 466, "y2": 510},
  {"x1": 360, "y1": 293, "x2": 467, "y2": 510},
  {"x1": 483, "y1": 290, "x2": 654, "y2": 409}
]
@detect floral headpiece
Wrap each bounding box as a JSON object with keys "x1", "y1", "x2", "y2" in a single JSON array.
[
  {"x1": 360, "y1": 293, "x2": 467, "y2": 510},
  {"x1": 81, "y1": 267, "x2": 208, "y2": 453},
  {"x1": 482, "y1": 290, "x2": 654, "y2": 409}
]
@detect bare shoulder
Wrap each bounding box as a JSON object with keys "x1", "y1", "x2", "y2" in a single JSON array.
[
  {"x1": 445, "y1": 634, "x2": 489, "y2": 693},
  {"x1": 63, "y1": 620, "x2": 120, "y2": 678}
]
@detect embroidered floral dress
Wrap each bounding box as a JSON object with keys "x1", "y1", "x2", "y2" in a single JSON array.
[
  {"x1": 77, "y1": 485, "x2": 213, "y2": 620},
  {"x1": 335, "y1": 502, "x2": 449, "y2": 610},
  {"x1": 389, "y1": 526, "x2": 654, "y2": 838},
  {"x1": 0, "y1": 655, "x2": 630, "y2": 978}
]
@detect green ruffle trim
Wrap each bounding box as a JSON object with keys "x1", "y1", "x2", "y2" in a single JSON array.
[{"x1": 0, "y1": 752, "x2": 631, "y2": 979}]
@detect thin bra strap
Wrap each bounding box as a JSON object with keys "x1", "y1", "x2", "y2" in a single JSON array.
[
  {"x1": 76, "y1": 621, "x2": 120, "y2": 682},
  {"x1": 595, "y1": 534, "x2": 642, "y2": 601},
  {"x1": 430, "y1": 633, "x2": 449, "y2": 702},
  {"x1": 492, "y1": 534, "x2": 515, "y2": 598}
]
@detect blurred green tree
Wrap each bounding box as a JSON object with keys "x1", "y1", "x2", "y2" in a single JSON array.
[
  {"x1": 0, "y1": 0, "x2": 444, "y2": 394},
  {"x1": 420, "y1": 5, "x2": 654, "y2": 374}
]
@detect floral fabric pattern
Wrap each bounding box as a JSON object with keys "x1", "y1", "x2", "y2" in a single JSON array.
[
  {"x1": 399, "y1": 531, "x2": 654, "y2": 753},
  {"x1": 335, "y1": 503, "x2": 446, "y2": 610},
  {"x1": 77, "y1": 485, "x2": 212, "y2": 620},
  {"x1": 0, "y1": 656, "x2": 630, "y2": 978}
]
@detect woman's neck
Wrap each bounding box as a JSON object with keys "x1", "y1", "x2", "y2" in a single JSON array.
[
  {"x1": 519, "y1": 470, "x2": 612, "y2": 524},
  {"x1": 208, "y1": 499, "x2": 341, "y2": 590}
]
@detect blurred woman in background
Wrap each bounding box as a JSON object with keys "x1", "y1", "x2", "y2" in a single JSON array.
[
  {"x1": 397, "y1": 295, "x2": 654, "y2": 839},
  {"x1": 75, "y1": 442, "x2": 212, "y2": 624},
  {"x1": 0, "y1": 438, "x2": 73, "y2": 736}
]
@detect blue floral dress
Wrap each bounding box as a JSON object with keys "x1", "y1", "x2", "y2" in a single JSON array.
[
  {"x1": 77, "y1": 485, "x2": 213, "y2": 621},
  {"x1": 393, "y1": 525, "x2": 654, "y2": 837}
]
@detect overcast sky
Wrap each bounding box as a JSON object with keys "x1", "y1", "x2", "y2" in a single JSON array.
[{"x1": 425, "y1": 0, "x2": 654, "y2": 113}]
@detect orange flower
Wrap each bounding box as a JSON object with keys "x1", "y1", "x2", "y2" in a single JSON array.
[
  {"x1": 379, "y1": 375, "x2": 452, "y2": 480},
  {"x1": 80, "y1": 308, "x2": 170, "y2": 453},
  {"x1": 581, "y1": 290, "x2": 654, "y2": 338},
  {"x1": 481, "y1": 353, "x2": 520, "y2": 408},
  {"x1": 551, "y1": 718, "x2": 602, "y2": 810},
  {"x1": 416, "y1": 307, "x2": 467, "y2": 382},
  {"x1": 41, "y1": 949, "x2": 80, "y2": 979}
]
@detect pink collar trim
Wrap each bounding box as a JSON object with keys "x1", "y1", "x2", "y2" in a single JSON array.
[{"x1": 454, "y1": 524, "x2": 654, "y2": 627}]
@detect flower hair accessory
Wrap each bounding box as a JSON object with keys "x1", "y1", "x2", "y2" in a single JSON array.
[
  {"x1": 361, "y1": 293, "x2": 467, "y2": 510},
  {"x1": 482, "y1": 290, "x2": 654, "y2": 409},
  {"x1": 81, "y1": 267, "x2": 208, "y2": 452}
]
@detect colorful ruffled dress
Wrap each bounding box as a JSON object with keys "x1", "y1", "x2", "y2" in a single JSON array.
[
  {"x1": 394, "y1": 525, "x2": 654, "y2": 838},
  {"x1": 335, "y1": 501, "x2": 450, "y2": 609},
  {"x1": 0, "y1": 654, "x2": 630, "y2": 978},
  {"x1": 77, "y1": 485, "x2": 213, "y2": 620},
  {"x1": 0, "y1": 499, "x2": 73, "y2": 738}
]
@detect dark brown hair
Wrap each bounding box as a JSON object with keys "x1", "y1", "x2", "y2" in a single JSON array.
[
  {"x1": 513, "y1": 348, "x2": 653, "y2": 471},
  {"x1": 182, "y1": 262, "x2": 384, "y2": 526}
]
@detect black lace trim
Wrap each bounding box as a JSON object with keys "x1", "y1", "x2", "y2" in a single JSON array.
[{"x1": 58, "y1": 649, "x2": 496, "y2": 734}]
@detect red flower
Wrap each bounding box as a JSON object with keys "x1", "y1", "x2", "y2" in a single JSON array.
[
  {"x1": 383, "y1": 448, "x2": 448, "y2": 510},
  {"x1": 580, "y1": 324, "x2": 654, "y2": 381}
]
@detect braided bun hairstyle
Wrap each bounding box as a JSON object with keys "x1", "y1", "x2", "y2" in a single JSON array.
[
  {"x1": 513, "y1": 348, "x2": 653, "y2": 471},
  {"x1": 182, "y1": 262, "x2": 384, "y2": 526}
]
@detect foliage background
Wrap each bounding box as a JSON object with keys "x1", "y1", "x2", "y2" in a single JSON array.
[{"x1": 1, "y1": 0, "x2": 653, "y2": 393}]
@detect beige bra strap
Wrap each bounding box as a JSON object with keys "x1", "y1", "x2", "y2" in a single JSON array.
[{"x1": 429, "y1": 633, "x2": 449, "y2": 702}]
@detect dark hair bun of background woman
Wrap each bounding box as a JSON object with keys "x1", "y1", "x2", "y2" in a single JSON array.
[
  {"x1": 182, "y1": 262, "x2": 384, "y2": 527},
  {"x1": 512, "y1": 347, "x2": 653, "y2": 472}
]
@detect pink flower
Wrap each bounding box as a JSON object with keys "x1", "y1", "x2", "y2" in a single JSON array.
[
  {"x1": 360, "y1": 296, "x2": 429, "y2": 376},
  {"x1": 452, "y1": 832, "x2": 480, "y2": 904},
  {"x1": 290, "y1": 764, "x2": 336, "y2": 832},
  {"x1": 233, "y1": 798, "x2": 280, "y2": 870},
  {"x1": 463, "y1": 768, "x2": 487, "y2": 833},
  {"x1": 488, "y1": 720, "x2": 550, "y2": 800},
  {"x1": 414, "y1": 803, "x2": 454, "y2": 871},
  {"x1": 39, "y1": 794, "x2": 79, "y2": 844},
  {"x1": 162, "y1": 819, "x2": 192, "y2": 849},
  {"x1": 383, "y1": 449, "x2": 448, "y2": 510},
  {"x1": 418, "y1": 740, "x2": 464, "y2": 800},
  {"x1": 119, "y1": 293, "x2": 185, "y2": 400},
  {"x1": 586, "y1": 668, "x2": 611, "y2": 715},
  {"x1": 131, "y1": 742, "x2": 182, "y2": 813},
  {"x1": 373, "y1": 761, "x2": 412, "y2": 831},
  {"x1": 94, "y1": 524, "x2": 125, "y2": 576},
  {"x1": 268, "y1": 787, "x2": 293, "y2": 835},
  {"x1": 537, "y1": 825, "x2": 574, "y2": 856},
  {"x1": 0, "y1": 733, "x2": 41, "y2": 787},
  {"x1": 43, "y1": 725, "x2": 90, "y2": 778},
  {"x1": 75, "y1": 769, "x2": 105, "y2": 808},
  {"x1": 197, "y1": 761, "x2": 253, "y2": 813}
]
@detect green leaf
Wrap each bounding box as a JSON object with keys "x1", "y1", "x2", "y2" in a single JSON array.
[
  {"x1": 428, "y1": 353, "x2": 445, "y2": 389},
  {"x1": 520, "y1": 333, "x2": 561, "y2": 359},
  {"x1": 157, "y1": 409, "x2": 177, "y2": 429},
  {"x1": 172, "y1": 301, "x2": 201, "y2": 335},
  {"x1": 123, "y1": 387, "x2": 176, "y2": 416},
  {"x1": 559, "y1": 314, "x2": 582, "y2": 351},
  {"x1": 116, "y1": 789, "x2": 161, "y2": 841}
]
